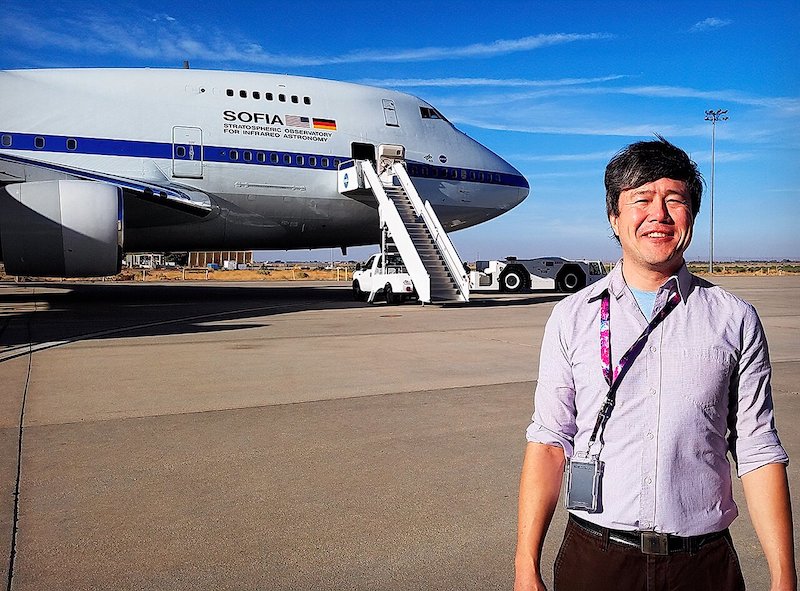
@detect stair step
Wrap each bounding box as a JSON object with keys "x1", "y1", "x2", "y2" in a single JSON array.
[{"x1": 369, "y1": 161, "x2": 469, "y2": 304}]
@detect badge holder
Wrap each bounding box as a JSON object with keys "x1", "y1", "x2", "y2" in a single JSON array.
[
  {"x1": 566, "y1": 391, "x2": 611, "y2": 513},
  {"x1": 564, "y1": 453, "x2": 603, "y2": 513}
]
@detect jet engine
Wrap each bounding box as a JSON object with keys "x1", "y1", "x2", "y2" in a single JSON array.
[{"x1": 0, "y1": 180, "x2": 123, "y2": 277}]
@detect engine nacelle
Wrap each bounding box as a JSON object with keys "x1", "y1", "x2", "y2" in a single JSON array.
[{"x1": 0, "y1": 180, "x2": 123, "y2": 277}]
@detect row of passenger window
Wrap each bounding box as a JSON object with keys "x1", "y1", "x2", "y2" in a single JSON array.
[
  {"x1": 408, "y1": 163, "x2": 503, "y2": 184},
  {"x1": 1, "y1": 134, "x2": 79, "y2": 151},
  {"x1": 226, "y1": 89, "x2": 311, "y2": 105},
  {"x1": 227, "y1": 150, "x2": 341, "y2": 169},
  {"x1": 0, "y1": 134, "x2": 504, "y2": 185}
]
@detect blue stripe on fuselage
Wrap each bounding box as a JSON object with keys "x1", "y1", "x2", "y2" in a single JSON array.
[{"x1": 0, "y1": 131, "x2": 528, "y2": 189}]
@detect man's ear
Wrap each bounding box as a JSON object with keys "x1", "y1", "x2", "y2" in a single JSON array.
[{"x1": 609, "y1": 215, "x2": 619, "y2": 237}]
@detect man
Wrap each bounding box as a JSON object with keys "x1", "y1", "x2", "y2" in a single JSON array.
[{"x1": 514, "y1": 137, "x2": 795, "y2": 591}]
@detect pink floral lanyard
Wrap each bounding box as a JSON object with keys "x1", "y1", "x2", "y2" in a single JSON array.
[{"x1": 586, "y1": 284, "x2": 682, "y2": 453}]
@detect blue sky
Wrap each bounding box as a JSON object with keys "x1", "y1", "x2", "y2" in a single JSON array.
[{"x1": 2, "y1": 0, "x2": 798, "y2": 262}]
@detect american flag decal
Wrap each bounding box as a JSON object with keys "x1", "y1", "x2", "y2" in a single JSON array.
[{"x1": 286, "y1": 115, "x2": 310, "y2": 128}]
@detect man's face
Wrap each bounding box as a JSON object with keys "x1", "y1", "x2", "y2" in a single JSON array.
[{"x1": 609, "y1": 178, "x2": 694, "y2": 276}]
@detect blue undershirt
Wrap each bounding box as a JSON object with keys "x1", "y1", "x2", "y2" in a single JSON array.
[{"x1": 629, "y1": 286, "x2": 658, "y2": 319}]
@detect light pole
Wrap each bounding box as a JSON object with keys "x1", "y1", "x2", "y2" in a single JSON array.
[{"x1": 704, "y1": 109, "x2": 728, "y2": 273}]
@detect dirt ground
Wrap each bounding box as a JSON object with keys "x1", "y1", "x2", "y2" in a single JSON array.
[
  {"x1": 2, "y1": 262, "x2": 798, "y2": 283},
  {"x1": 4, "y1": 267, "x2": 352, "y2": 283},
  {"x1": 118, "y1": 268, "x2": 350, "y2": 282}
]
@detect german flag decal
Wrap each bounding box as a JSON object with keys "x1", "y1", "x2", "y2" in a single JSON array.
[{"x1": 312, "y1": 118, "x2": 337, "y2": 131}]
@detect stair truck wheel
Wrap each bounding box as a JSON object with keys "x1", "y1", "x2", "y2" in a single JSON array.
[
  {"x1": 352, "y1": 280, "x2": 366, "y2": 301},
  {"x1": 384, "y1": 283, "x2": 400, "y2": 305}
]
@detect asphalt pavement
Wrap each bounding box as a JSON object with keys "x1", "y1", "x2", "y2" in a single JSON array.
[{"x1": 1, "y1": 276, "x2": 797, "y2": 590}]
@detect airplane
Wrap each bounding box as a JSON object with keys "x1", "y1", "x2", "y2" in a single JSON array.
[{"x1": 0, "y1": 68, "x2": 529, "y2": 277}]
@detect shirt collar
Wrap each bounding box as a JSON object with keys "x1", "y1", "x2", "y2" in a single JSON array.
[
  {"x1": 672, "y1": 264, "x2": 693, "y2": 303},
  {"x1": 585, "y1": 261, "x2": 622, "y2": 303},
  {"x1": 586, "y1": 260, "x2": 693, "y2": 304}
]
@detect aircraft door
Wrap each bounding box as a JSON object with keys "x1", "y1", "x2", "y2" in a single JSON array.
[
  {"x1": 382, "y1": 99, "x2": 399, "y2": 127},
  {"x1": 351, "y1": 142, "x2": 376, "y2": 167},
  {"x1": 172, "y1": 126, "x2": 203, "y2": 179}
]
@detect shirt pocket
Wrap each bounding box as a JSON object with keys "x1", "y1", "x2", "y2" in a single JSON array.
[
  {"x1": 570, "y1": 356, "x2": 609, "y2": 405},
  {"x1": 669, "y1": 347, "x2": 734, "y2": 417}
]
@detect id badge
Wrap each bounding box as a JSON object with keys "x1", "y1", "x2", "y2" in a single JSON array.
[{"x1": 564, "y1": 455, "x2": 602, "y2": 513}]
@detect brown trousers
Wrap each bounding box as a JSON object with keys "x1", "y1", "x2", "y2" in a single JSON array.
[{"x1": 554, "y1": 516, "x2": 746, "y2": 591}]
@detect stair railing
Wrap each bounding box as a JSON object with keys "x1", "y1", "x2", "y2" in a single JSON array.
[
  {"x1": 393, "y1": 162, "x2": 469, "y2": 302},
  {"x1": 359, "y1": 160, "x2": 431, "y2": 303}
]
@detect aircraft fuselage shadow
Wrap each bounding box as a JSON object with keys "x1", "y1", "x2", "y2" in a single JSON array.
[
  {"x1": 0, "y1": 281, "x2": 359, "y2": 359},
  {"x1": 0, "y1": 281, "x2": 568, "y2": 362}
]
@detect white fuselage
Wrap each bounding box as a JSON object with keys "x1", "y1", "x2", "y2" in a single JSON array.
[{"x1": 0, "y1": 68, "x2": 529, "y2": 253}]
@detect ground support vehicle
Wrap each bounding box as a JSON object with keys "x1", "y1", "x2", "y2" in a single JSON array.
[
  {"x1": 352, "y1": 253, "x2": 418, "y2": 304},
  {"x1": 469, "y1": 256, "x2": 606, "y2": 293}
]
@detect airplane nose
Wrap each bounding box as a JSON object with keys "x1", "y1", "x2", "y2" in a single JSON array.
[
  {"x1": 472, "y1": 136, "x2": 530, "y2": 211},
  {"x1": 512, "y1": 169, "x2": 530, "y2": 209},
  {"x1": 466, "y1": 149, "x2": 530, "y2": 222},
  {"x1": 499, "y1": 161, "x2": 529, "y2": 212},
  {"x1": 435, "y1": 130, "x2": 531, "y2": 227}
]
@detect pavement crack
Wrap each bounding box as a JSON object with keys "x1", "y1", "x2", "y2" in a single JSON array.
[{"x1": 6, "y1": 294, "x2": 34, "y2": 591}]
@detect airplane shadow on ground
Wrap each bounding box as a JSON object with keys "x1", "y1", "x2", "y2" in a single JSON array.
[
  {"x1": 0, "y1": 281, "x2": 565, "y2": 361},
  {"x1": 0, "y1": 282, "x2": 358, "y2": 360}
]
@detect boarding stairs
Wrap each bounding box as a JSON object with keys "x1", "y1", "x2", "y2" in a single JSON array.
[{"x1": 338, "y1": 148, "x2": 470, "y2": 304}]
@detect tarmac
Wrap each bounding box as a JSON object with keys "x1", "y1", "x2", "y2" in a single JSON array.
[{"x1": 0, "y1": 276, "x2": 797, "y2": 590}]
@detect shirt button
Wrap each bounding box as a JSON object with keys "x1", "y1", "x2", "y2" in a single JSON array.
[
  {"x1": 650, "y1": 346, "x2": 657, "y2": 353},
  {"x1": 646, "y1": 432, "x2": 654, "y2": 440},
  {"x1": 642, "y1": 521, "x2": 651, "y2": 529},
  {"x1": 649, "y1": 388, "x2": 656, "y2": 395},
  {"x1": 645, "y1": 477, "x2": 652, "y2": 485}
]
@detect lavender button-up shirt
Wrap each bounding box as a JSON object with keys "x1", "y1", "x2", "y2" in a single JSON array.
[{"x1": 526, "y1": 262, "x2": 788, "y2": 536}]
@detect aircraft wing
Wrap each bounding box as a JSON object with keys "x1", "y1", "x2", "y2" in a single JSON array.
[{"x1": 0, "y1": 152, "x2": 213, "y2": 216}]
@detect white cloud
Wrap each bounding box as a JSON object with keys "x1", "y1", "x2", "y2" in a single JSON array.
[
  {"x1": 509, "y1": 151, "x2": 618, "y2": 163},
  {"x1": 688, "y1": 148, "x2": 759, "y2": 164},
  {"x1": 690, "y1": 17, "x2": 732, "y2": 33},
  {"x1": 430, "y1": 83, "x2": 799, "y2": 118},
  {"x1": 0, "y1": 11, "x2": 613, "y2": 67},
  {"x1": 151, "y1": 13, "x2": 177, "y2": 23},
  {"x1": 613, "y1": 85, "x2": 800, "y2": 112},
  {"x1": 326, "y1": 33, "x2": 614, "y2": 63},
  {"x1": 356, "y1": 75, "x2": 627, "y2": 88},
  {"x1": 455, "y1": 118, "x2": 690, "y2": 137}
]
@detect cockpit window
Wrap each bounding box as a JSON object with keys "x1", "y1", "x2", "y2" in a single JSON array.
[{"x1": 420, "y1": 106, "x2": 449, "y2": 122}]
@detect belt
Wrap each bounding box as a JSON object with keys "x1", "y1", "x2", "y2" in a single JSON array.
[{"x1": 570, "y1": 514, "x2": 728, "y2": 556}]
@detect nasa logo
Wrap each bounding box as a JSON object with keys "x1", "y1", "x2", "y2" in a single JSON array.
[{"x1": 439, "y1": 155, "x2": 447, "y2": 164}]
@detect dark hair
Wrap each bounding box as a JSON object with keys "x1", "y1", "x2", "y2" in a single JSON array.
[{"x1": 605, "y1": 135, "x2": 703, "y2": 219}]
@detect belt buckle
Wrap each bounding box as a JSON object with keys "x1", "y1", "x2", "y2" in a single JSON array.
[{"x1": 640, "y1": 531, "x2": 669, "y2": 555}]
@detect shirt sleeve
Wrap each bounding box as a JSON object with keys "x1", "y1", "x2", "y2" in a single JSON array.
[
  {"x1": 729, "y1": 304, "x2": 789, "y2": 476},
  {"x1": 526, "y1": 301, "x2": 579, "y2": 457}
]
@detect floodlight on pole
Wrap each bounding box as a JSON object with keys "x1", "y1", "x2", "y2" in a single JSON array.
[{"x1": 704, "y1": 108, "x2": 728, "y2": 274}]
